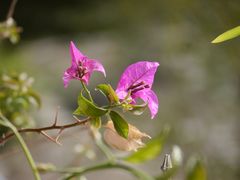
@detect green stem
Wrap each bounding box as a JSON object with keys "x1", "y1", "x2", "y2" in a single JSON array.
[
  {"x1": 94, "y1": 131, "x2": 115, "y2": 162},
  {"x1": 0, "y1": 115, "x2": 41, "y2": 180},
  {"x1": 54, "y1": 161, "x2": 153, "y2": 180},
  {"x1": 81, "y1": 81, "x2": 93, "y2": 102},
  {"x1": 80, "y1": 81, "x2": 114, "y2": 161}
]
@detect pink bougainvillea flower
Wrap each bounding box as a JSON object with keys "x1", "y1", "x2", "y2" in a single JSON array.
[
  {"x1": 63, "y1": 41, "x2": 106, "y2": 87},
  {"x1": 116, "y1": 61, "x2": 159, "y2": 119}
]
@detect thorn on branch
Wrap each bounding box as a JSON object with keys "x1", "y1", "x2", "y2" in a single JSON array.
[
  {"x1": 40, "y1": 131, "x2": 62, "y2": 146},
  {"x1": 53, "y1": 106, "x2": 60, "y2": 127},
  {"x1": 73, "y1": 116, "x2": 83, "y2": 123},
  {"x1": 55, "y1": 128, "x2": 64, "y2": 143}
]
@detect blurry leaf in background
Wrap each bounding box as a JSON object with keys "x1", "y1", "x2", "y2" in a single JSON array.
[
  {"x1": 186, "y1": 157, "x2": 207, "y2": 180},
  {"x1": 212, "y1": 25, "x2": 240, "y2": 43},
  {"x1": 155, "y1": 167, "x2": 178, "y2": 180},
  {"x1": 171, "y1": 145, "x2": 183, "y2": 166},
  {"x1": 109, "y1": 111, "x2": 129, "y2": 139},
  {"x1": 0, "y1": 72, "x2": 40, "y2": 135},
  {"x1": 0, "y1": 18, "x2": 22, "y2": 44},
  {"x1": 96, "y1": 84, "x2": 119, "y2": 105},
  {"x1": 124, "y1": 125, "x2": 170, "y2": 163},
  {"x1": 27, "y1": 90, "x2": 41, "y2": 108},
  {"x1": 74, "y1": 91, "x2": 108, "y2": 117}
]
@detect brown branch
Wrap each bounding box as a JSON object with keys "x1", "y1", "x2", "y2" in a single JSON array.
[
  {"x1": 6, "y1": 0, "x2": 18, "y2": 19},
  {"x1": 0, "y1": 117, "x2": 90, "y2": 145}
]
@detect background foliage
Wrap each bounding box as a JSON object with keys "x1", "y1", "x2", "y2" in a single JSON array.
[{"x1": 0, "y1": 0, "x2": 239, "y2": 180}]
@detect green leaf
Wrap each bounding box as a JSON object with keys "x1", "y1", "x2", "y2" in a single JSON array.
[
  {"x1": 90, "y1": 117, "x2": 101, "y2": 129},
  {"x1": 212, "y1": 26, "x2": 240, "y2": 43},
  {"x1": 96, "y1": 84, "x2": 119, "y2": 104},
  {"x1": 187, "y1": 157, "x2": 207, "y2": 180},
  {"x1": 124, "y1": 125, "x2": 170, "y2": 163},
  {"x1": 74, "y1": 92, "x2": 108, "y2": 117},
  {"x1": 109, "y1": 111, "x2": 129, "y2": 139},
  {"x1": 129, "y1": 103, "x2": 148, "y2": 115}
]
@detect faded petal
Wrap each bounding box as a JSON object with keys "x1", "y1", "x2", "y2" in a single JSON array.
[
  {"x1": 86, "y1": 59, "x2": 106, "y2": 77},
  {"x1": 128, "y1": 123, "x2": 151, "y2": 139},
  {"x1": 104, "y1": 121, "x2": 150, "y2": 151},
  {"x1": 116, "y1": 61, "x2": 159, "y2": 92},
  {"x1": 134, "y1": 90, "x2": 159, "y2": 119}
]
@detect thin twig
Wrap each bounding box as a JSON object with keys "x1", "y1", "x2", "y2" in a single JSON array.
[
  {"x1": 0, "y1": 126, "x2": 89, "y2": 161},
  {"x1": 52, "y1": 161, "x2": 154, "y2": 180},
  {"x1": 0, "y1": 117, "x2": 90, "y2": 145},
  {"x1": 6, "y1": 0, "x2": 18, "y2": 19}
]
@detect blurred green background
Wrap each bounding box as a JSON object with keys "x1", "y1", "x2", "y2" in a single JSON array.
[{"x1": 0, "y1": 0, "x2": 239, "y2": 179}]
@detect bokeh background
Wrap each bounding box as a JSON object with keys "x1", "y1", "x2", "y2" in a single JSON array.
[{"x1": 0, "y1": 0, "x2": 239, "y2": 179}]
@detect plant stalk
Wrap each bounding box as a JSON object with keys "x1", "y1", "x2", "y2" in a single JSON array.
[
  {"x1": 52, "y1": 161, "x2": 154, "y2": 180},
  {"x1": 0, "y1": 115, "x2": 41, "y2": 180}
]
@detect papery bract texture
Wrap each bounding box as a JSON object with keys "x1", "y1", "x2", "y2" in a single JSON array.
[
  {"x1": 116, "y1": 61, "x2": 159, "y2": 118},
  {"x1": 104, "y1": 121, "x2": 151, "y2": 151},
  {"x1": 63, "y1": 41, "x2": 106, "y2": 87}
]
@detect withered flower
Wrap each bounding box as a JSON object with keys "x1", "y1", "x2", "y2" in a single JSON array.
[{"x1": 103, "y1": 121, "x2": 151, "y2": 151}]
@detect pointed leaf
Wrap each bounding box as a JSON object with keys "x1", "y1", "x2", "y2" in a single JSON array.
[
  {"x1": 96, "y1": 84, "x2": 119, "y2": 104},
  {"x1": 74, "y1": 92, "x2": 107, "y2": 117},
  {"x1": 212, "y1": 26, "x2": 240, "y2": 43},
  {"x1": 109, "y1": 111, "x2": 129, "y2": 139},
  {"x1": 124, "y1": 125, "x2": 170, "y2": 163}
]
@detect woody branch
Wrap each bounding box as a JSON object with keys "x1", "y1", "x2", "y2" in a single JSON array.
[{"x1": 0, "y1": 109, "x2": 90, "y2": 145}]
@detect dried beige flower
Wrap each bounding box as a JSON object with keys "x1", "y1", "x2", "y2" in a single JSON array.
[{"x1": 103, "y1": 121, "x2": 151, "y2": 151}]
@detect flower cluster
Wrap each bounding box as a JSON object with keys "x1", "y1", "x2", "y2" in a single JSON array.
[{"x1": 63, "y1": 41, "x2": 160, "y2": 151}]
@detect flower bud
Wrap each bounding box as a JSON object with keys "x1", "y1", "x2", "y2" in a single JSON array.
[
  {"x1": 161, "y1": 154, "x2": 173, "y2": 171},
  {"x1": 103, "y1": 121, "x2": 151, "y2": 151}
]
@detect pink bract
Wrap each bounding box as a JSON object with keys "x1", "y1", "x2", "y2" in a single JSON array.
[
  {"x1": 63, "y1": 41, "x2": 106, "y2": 87},
  {"x1": 116, "y1": 61, "x2": 159, "y2": 119}
]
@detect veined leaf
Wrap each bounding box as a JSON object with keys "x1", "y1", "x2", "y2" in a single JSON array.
[
  {"x1": 74, "y1": 92, "x2": 108, "y2": 117},
  {"x1": 96, "y1": 84, "x2": 119, "y2": 104},
  {"x1": 109, "y1": 111, "x2": 129, "y2": 139},
  {"x1": 212, "y1": 26, "x2": 240, "y2": 43},
  {"x1": 124, "y1": 125, "x2": 170, "y2": 163}
]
